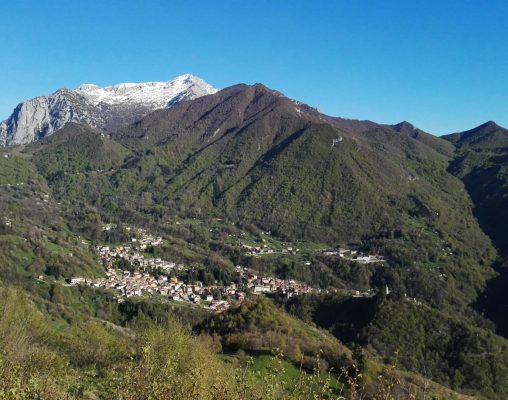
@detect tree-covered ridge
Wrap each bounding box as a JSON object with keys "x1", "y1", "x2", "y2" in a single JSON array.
[
  {"x1": 0, "y1": 152, "x2": 102, "y2": 285},
  {"x1": 284, "y1": 293, "x2": 508, "y2": 399},
  {"x1": 197, "y1": 296, "x2": 352, "y2": 371},
  {"x1": 25, "y1": 123, "x2": 131, "y2": 177},
  {"x1": 444, "y1": 121, "x2": 508, "y2": 256},
  {"x1": 443, "y1": 121, "x2": 508, "y2": 342}
]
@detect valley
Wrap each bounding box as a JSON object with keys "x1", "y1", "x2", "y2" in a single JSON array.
[
  {"x1": 0, "y1": 80, "x2": 507, "y2": 399},
  {"x1": 3, "y1": 1, "x2": 508, "y2": 397}
]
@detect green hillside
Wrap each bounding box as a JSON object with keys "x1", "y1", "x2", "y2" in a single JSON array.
[
  {"x1": 284, "y1": 293, "x2": 508, "y2": 399},
  {"x1": 0, "y1": 84, "x2": 504, "y2": 399},
  {"x1": 444, "y1": 121, "x2": 508, "y2": 256},
  {"x1": 444, "y1": 121, "x2": 508, "y2": 340},
  {"x1": 25, "y1": 122, "x2": 131, "y2": 177},
  {"x1": 24, "y1": 85, "x2": 495, "y2": 310}
]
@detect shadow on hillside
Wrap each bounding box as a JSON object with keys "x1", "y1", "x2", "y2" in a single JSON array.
[{"x1": 474, "y1": 259, "x2": 508, "y2": 338}]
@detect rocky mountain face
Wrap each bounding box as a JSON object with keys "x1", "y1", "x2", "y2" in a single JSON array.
[{"x1": 0, "y1": 74, "x2": 216, "y2": 146}]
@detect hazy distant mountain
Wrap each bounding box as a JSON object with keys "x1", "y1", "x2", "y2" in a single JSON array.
[{"x1": 0, "y1": 74, "x2": 216, "y2": 146}]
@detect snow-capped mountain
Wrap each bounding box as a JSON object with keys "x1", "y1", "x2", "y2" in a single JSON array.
[{"x1": 0, "y1": 74, "x2": 217, "y2": 146}]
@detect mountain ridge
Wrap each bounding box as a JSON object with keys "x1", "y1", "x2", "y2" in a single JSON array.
[
  {"x1": 34, "y1": 82, "x2": 493, "y2": 309},
  {"x1": 0, "y1": 74, "x2": 216, "y2": 146},
  {"x1": 443, "y1": 120, "x2": 508, "y2": 257},
  {"x1": 443, "y1": 120, "x2": 508, "y2": 149}
]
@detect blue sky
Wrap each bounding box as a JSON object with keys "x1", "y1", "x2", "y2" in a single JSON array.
[{"x1": 0, "y1": 0, "x2": 506, "y2": 135}]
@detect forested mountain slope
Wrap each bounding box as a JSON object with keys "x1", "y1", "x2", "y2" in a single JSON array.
[
  {"x1": 0, "y1": 82, "x2": 505, "y2": 399},
  {"x1": 443, "y1": 121, "x2": 508, "y2": 340},
  {"x1": 444, "y1": 121, "x2": 508, "y2": 256}
]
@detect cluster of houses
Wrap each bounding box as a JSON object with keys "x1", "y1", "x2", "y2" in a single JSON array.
[
  {"x1": 241, "y1": 243, "x2": 300, "y2": 256},
  {"x1": 70, "y1": 227, "x2": 318, "y2": 313},
  {"x1": 96, "y1": 244, "x2": 181, "y2": 272},
  {"x1": 236, "y1": 266, "x2": 315, "y2": 297},
  {"x1": 80, "y1": 264, "x2": 316, "y2": 313},
  {"x1": 239, "y1": 241, "x2": 385, "y2": 264},
  {"x1": 322, "y1": 248, "x2": 385, "y2": 264},
  {"x1": 83, "y1": 269, "x2": 218, "y2": 304},
  {"x1": 96, "y1": 228, "x2": 176, "y2": 272}
]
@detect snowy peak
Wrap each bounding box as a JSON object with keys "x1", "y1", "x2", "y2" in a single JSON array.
[
  {"x1": 0, "y1": 74, "x2": 217, "y2": 146},
  {"x1": 74, "y1": 74, "x2": 216, "y2": 107}
]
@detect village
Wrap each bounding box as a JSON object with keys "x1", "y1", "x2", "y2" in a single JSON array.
[{"x1": 74, "y1": 226, "x2": 317, "y2": 313}]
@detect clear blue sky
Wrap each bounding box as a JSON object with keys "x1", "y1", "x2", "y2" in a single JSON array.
[{"x1": 1, "y1": 0, "x2": 507, "y2": 135}]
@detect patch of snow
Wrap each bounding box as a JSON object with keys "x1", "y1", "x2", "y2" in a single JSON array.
[{"x1": 75, "y1": 74, "x2": 217, "y2": 108}]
